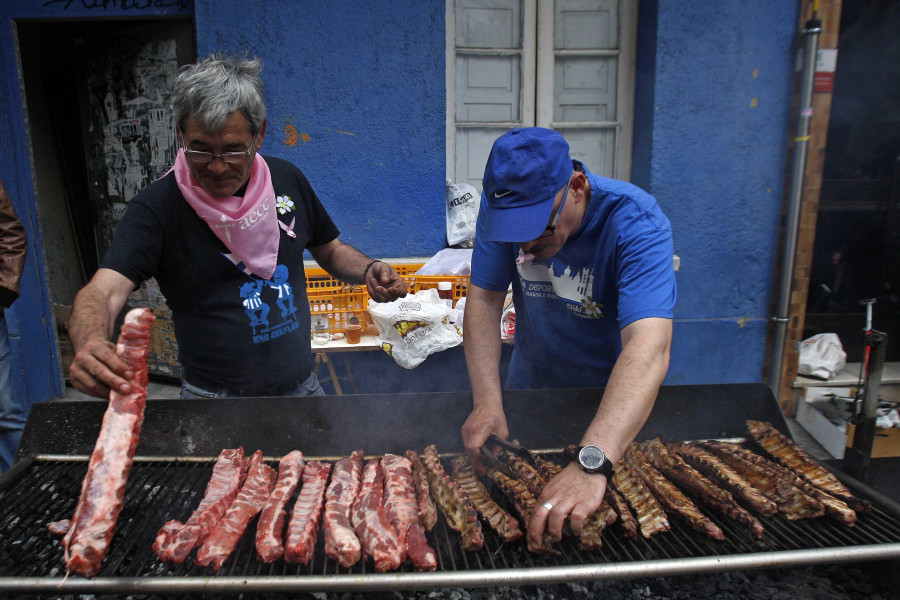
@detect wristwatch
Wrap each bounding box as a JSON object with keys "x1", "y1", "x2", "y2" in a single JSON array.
[{"x1": 576, "y1": 445, "x2": 614, "y2": 478}]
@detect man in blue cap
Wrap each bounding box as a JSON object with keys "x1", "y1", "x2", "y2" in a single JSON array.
[{"x1": 461, "y1": 127, "x2": 676, "y2": 552}]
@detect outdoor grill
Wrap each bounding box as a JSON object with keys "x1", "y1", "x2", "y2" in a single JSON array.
[{"x1": 1, "y1": 383, "x2": 899, "y2": 595}]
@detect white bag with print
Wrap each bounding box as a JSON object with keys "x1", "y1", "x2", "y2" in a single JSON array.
[{"x1": 368, "y1": 288, "x2": 463, "y2": 369}]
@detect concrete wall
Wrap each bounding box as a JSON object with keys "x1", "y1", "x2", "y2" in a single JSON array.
[{"x1": 0, "y1": 0, "x2": 801, "y2": 404}]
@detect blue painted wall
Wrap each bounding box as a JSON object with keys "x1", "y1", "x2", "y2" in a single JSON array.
[
  {"x1": 0, "y1": 0, "x2": 802, "y2": 405},
  {"x1": 195, "y1": 0, "x2": 447, "y2": 258},
  {"x1": 636, "y1": 1, "x2": 799, "y2": 385}
]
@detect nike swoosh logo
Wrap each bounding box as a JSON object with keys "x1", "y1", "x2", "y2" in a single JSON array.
[{"x1": 494, "y1": 190, "x2": 514, "y2": 198}]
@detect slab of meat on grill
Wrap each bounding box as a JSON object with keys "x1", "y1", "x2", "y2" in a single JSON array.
[
  {"x1": 383, "y1": 453, "x2": 437, "y2": 571},
  {"x1": 486, "y1": 467, "x2": 558, "y2": 554},
  {"x1": 153, "y1": 447, "x2": 249, "y2": 564},
  {"x1": 498, "y1": 448, "x2": 546, "y2": 497},
  {"x1": 284, "y1": 460, "x2": 331, "y2": 564},
  {"x1": 746, "y1": 420, "x2": 870, "y2": 513},
  {"x1": 641, "y1": 439, "x2": 764, "y2": 539},
  {"x1": 522, "y1": 453, "x2": 613, "y2": 550},
  {"x1": 670, "y1": 441, "x2": 778, "y2": 517},
  {"x1": 450, "y1": 454, "x2": 523, "y2": 543},
  {"x1": 611, "y1": 461, "x2": 669, "y2": 538},
  {"x1": 422, "y1": 444, "x2": 484, "y2": 552},
  {"x1": 702, "y1": 441, "x2": 824, "y2": 521},
  {"x1": 577, "y1": 499, "x2": 618, "y2": 551},
  {"x1": 624, "y1": 444, "x2": 724, "y2": 541},
  {"x1": 405, "y1": 450, "x2": 438, "y2": 531},
  {"x1": 718, "y1": 434, "x2": 856, "y2": 525},
  {"x1": 62, "y1": 308, "x2": 155, "y2": 578},
  {"x1": 195, "y1": 450, "x2": 277, "y2": 570},
  {"x1": 256, "y1": 450, "x2": 305, "y2": 562},
  {"x1": 534, "y1": 454, "x2": 563, "y2": 481},
  {"x1": 606, "y1": 487, "x2": 639, "y2": 540},
  {"x1": 323, "y1": 449, "x2": 364, "y2": 568},
  {"x1": 351, "y1": 458, "x2": 404, "y2": 572}
]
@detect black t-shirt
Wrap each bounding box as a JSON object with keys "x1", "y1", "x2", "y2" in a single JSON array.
[{"x1": 102, "y1": 156, "x2": 340, "y2": 394}]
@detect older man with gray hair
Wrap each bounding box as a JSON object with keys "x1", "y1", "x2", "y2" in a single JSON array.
[{"x1": 68, "y1": 53, "x2": 406, "y2": 400}]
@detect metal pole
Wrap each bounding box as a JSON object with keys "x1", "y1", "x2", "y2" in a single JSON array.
[
  {"x1": 769, "y1": 15, "x2": 823, "y2": 401},
  {"x1": 843, "y1": 330, "x2": 888, "y2": 482}
]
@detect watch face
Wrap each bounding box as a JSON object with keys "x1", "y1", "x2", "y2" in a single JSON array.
[{"x1": 579, "y1": 446, "x2": 606, "y2": 470}]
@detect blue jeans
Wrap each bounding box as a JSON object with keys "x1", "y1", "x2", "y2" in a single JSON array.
[
  {"x1": 0, "y1": 314, "x2": 25, "y2": 472},
  {"x1": 180, "y1": 370, "x2": 326, "y2": 399}
]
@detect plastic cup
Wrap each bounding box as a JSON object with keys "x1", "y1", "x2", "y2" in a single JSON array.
[{"x1": 345, "y1": 323, "x2": 362, "y2": 344}]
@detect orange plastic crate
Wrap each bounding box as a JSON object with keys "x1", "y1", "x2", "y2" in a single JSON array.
[
  {"x1": 303, "y1": 262, "x2": 469, "y2": 332},
  {"x1": 304, "y1": 266, "x2": 368, "y2": 334}
]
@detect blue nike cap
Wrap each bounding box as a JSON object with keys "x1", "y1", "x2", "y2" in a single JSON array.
[{"x1": 481, "y1": 127, "x2": 572, "y2": 242}]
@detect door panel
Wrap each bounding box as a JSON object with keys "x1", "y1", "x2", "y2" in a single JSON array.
[
  {"x1": 555, "y1": 56, "x2": 617, "y2": 121},
  {"x1": 456, "y1": 0, "x2": 522, "y2": 49},
  {"x1": 555, "y1": 0, "x2": 618, "y2": 49},
  {"x1": 560, "y1": 128, "x2": 616, "y2": 177},
  {"x1": 456, "y1": 55, "x2": 522, "y2": 122},
  {"x1": 455, "y1": 128, "x2": 506, "y2": 189}
]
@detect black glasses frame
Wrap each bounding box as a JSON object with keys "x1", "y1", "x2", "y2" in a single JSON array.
[{"x1": 537, "y1": 173, "x2": 573, "y2": 239}]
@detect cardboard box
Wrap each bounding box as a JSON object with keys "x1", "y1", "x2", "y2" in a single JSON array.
[
  {"x1": 796, "y1": 398, "x2": 900, "y2": 459},
  {"x1": 795, "y1": 398, "x2": 848, "y2": 459},
  {"x1": 846, "y1": 423, "x2": 900, "y2": 458}
]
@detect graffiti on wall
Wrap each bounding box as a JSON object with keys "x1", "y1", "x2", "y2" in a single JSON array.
[
  {"x1": 83, "y1": 36, "x2": 178, "y2": 254},
  {"x1": 79, "y1": 24, "x2": 191, "y2": 377},
  {"x1": 42, "y1": 0, "x2": 190, "y2": 11}
]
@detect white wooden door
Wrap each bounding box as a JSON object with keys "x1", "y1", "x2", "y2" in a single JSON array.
[{"x1": 448, "y1": 0, "x2": 635, "y2": 189}]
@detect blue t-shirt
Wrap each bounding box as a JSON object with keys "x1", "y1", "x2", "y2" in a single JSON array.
[{"x1": 470, "y1": 164, "x2": 676, "y2": 390}]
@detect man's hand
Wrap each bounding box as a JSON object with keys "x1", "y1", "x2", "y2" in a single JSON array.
[
  {"x1": 67, "y1": 268, "x2": 136, "y2": 399},
  {"x1": 68, "y1": 334, "x2": 134, "y2": 399},
  {"x1": 365, "y1": 261, "x2": 408, "y2": 302},
  {"x1": 461, "y1": 402, "x2": 509, "y2": 469},
  {"x1": 528, "y1": 463, "x2": 606, "y2": 552}
]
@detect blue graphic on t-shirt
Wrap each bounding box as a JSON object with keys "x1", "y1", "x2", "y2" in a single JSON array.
[
  {"x1": 240, "y1": 279, "x2": 270, "y2": 328},
  {"x1": 231, "y1": 262, "x2": 301, "y2": 344},
  {"x1": 266, "y1": 265, "x2": 297, "y2": 318}
]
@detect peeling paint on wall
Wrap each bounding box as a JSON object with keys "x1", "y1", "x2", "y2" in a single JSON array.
[
  {"x1": 283, "y1": 124, "x2": 311, "y2": 147},
  {"x1": 284, "y1": 124, "x2": 299, "y2": 146}
]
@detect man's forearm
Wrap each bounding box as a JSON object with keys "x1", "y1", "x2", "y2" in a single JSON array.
[
  {"x1": 311, "y1": 241, "x2": 372, "y2": 284},
  {"x1": 69, "y1": 286, "x2": 117, "y2": 351},
  {"x1": 463, "y1": 288, "x2": 506, "y2": 405},
  {"x1": 580, "y1": 318, "x2": 672, "y2": 462}
]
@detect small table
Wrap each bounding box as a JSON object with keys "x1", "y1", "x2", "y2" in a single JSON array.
[
  {"x1": 792, "y1": 361, "x2": 900, "y2": 405},
  {"x1": 311, "y1": 326, "x2": 381, "y2": 394}
]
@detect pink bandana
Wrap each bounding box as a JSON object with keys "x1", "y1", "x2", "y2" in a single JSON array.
[{"x1": 173, "y1": 149, "x2": 279, "y2": 279}]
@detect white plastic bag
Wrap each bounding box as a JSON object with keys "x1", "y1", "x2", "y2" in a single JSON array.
[
  {"x1": 454, "y1": 296, "x2": 467, "y2": 329},
  {"x1": 446, "y1": 180, "x2": 479, "y2": 247},
  {"x1": 368, "y1": 288, "x2": 463, "y2": 369},
  {"x1": 798, "y1": 333, "x2": 847, "y2": 380},
  {"x1": 416, "y1": 248, "x2": 472, "y2": 276}
]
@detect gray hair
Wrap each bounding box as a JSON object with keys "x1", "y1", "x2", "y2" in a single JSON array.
[{"x1": 171, "y1": 53, "x2": 267, "y2": 135}]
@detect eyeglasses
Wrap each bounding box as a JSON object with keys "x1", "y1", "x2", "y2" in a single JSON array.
[
  {"x1": 537, "y1": 173, "x2": 573, "y2": 239},
  {"x1": 180, "y1": 135, "x2": 257, "y2": 165}
]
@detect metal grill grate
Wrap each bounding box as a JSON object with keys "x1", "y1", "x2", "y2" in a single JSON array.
[{"x1": 1, "y1": 454, "x2": 900, "y2": 595}]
